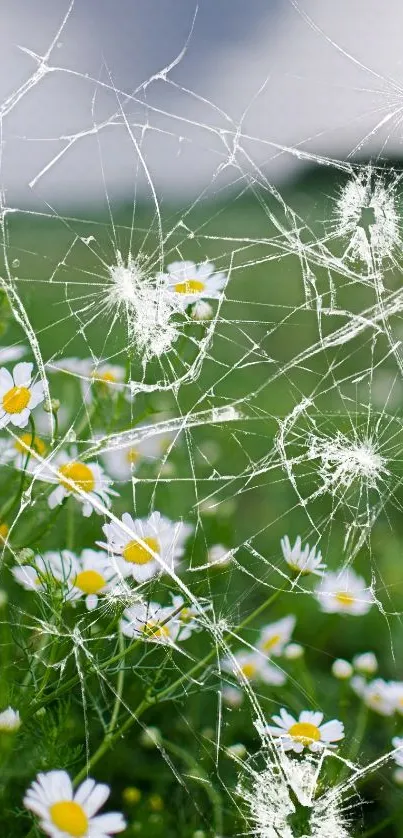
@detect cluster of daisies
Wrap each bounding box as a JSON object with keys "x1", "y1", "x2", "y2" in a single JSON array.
[
  {"x1": 13, "y1": 512, "x2": 198, "y2": 645},
  {"x1": 282, "y1": 534, "x2": 375, "y2": 615},
  {"x1": 220, "y1": 535, "x2": 377, "y2": 765},
  {"x1": 0, "y1": 352, "x2": 387, "y2": 832}
]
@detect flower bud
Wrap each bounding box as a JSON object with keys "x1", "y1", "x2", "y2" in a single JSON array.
[
  {"x1": 284, "y1": 643, "x2": 304, "y2": 660},
  {"x1": 353, "y1": 652, "x2": 378, "y2": 675},
  {"x1": 191, "y1": 301, "x2": 213, "y2": 321},
  {"x1": 43, "y1": 398, "x2": 60, "y2": 413},
  {"x1": 332, "y1": 659, "x2": 353, "y2": 680},
  {"x1": 139, "y1": 726, "x2": 161, "y2": 748}
]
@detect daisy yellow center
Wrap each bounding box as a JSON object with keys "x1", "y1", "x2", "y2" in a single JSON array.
[
  {"x1": 288, "y1": 722, "x2": 321, "y2": 745},
  {"x1": 122, "y1": 536, "x2": 159, "y2": 565},
  {"x1": 143, "y1": 620, "x2": 170, "y2": 639},
  {"x1": 0, "y1": 522, "x2": 8, "y2": 539},
  {"x1": 335, "y1": 591, "x2": 355, "y2": 607},
  {"x1": 93, "y1": 371, "x2": 117, "y2": 383},
  {"x1": 180, "y1": 607, "x2": 192, "y2": 622},
  {"x1": 58, "y1": 462, "x2": 95, "y2": 493},
  {"x1": 261, "y1": 633, "x2": 281, "y2": 652},
  {"x1": 49, "y1": 801, "x2": 88, "y2": 837},
  {"x1": 74, "y1": 569, "x2": 106, "y2": 594},
  {"x1": 174, "y1": 279, "x2": 205, "y2": 294},
  {"x1": 15, "y1": 433, "x2": 46, "y2": 456},
  {"x1": 240, "y1": 662, "x2": 257, "y2": 679},
  {"x1": 126, "y1": 448, "x2": 139, "y2": 464},
  {"x1": 2, "y1": 386, "x2": 30, "y2": 414}
]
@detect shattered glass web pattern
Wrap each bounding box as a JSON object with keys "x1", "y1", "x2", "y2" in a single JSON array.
[{"x1": 2, "y1": 1, "x2": 403, "y2": 835}]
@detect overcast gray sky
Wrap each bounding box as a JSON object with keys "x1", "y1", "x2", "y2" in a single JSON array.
[{"x1": 1, "y1": 0, "x2": 403, "y2": 208}]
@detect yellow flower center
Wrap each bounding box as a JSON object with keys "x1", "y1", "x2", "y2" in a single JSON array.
[
  {"x1": 174, "y1": 279, "x2": 205, "y2": 294},
  {"x1": 143, "y1": 620, "x2": 170, "y2": 640},
  {"x1": 125, "y1": 448, "x2": 140, "y2": 464},
  {"x1": 74, "y1": 569, "x2": 106, "y2": 594},
  {"x1": 335, "y1": 591, "x2": 355, "y2": 607},
  {"x1": 288, "y1": 722, "x2": 321, "y2": 745},
  {"x1": 180, "y1": 607, "x2": 192, "y2": 623},
  {"x1": 49, "y1": 801, "x2": 88, "y2": 837},
  {"x1": 14, "y1": 433, "x2": 46, "y2": 456},
  {"x1": 261, "y1": 633, "x2": 281, "y2": 653},
  {"x1": 240, "y1": 662, "x2": 257, "y2": 679},
  {"x1": 58, "y1": 462, "x2": 95, "y2": 494},
  {"x1": 122, "y1": 536, "x2": 160, "y2": 565},
  {"x1": 2, "y1": 386, "x2": 30, "y2": 414},
  {"x1": 0, "y1": 522, "x2": 8, "y2": 539},
  {"x1": 92, "y1": 371, "x2": 117, "y2": 383}
]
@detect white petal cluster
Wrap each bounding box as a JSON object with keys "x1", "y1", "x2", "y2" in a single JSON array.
[{"x1": 281, "y1": 535, "x2": 326, "y2": 576}]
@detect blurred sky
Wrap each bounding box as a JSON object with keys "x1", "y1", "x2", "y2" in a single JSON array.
[{"x1": 2, "y1": 0, "x2": 403, "y2": 208}]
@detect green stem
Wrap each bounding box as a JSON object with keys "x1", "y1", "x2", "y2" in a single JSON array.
[
  {"x1": 66, "y1": 499, "x2": 75, "y2": 551},
  {"x1": 34, "y1": 621, "x2": 61, "y2": 703},
  {"x1": 107, "y1": 630, "x2": 125, "y2": 735},
  {"x1": 73, "y1": 583, "x2": 288, "y2": 783},
  {"x1": 161, "y1": 737, "x2": 223, "y2": 836},
  {"x1": 26, "y1": 603, "x2": 200, "y2": 718},
  {"x1": 0, "y1": 416, "x2": 36, "y2": 522},
  {"x1": 338, "y1": 700, "x2": 369, "y2": 784}
]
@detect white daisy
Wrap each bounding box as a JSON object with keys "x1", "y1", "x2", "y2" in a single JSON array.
[
  {"x1": 0, "y1": 706, "x2": 20, "y2": 731},
  {"x1": 0, "y1": 430, "x2": 48, "y2": 469},
  {"x1": 280, "y1": 535, "x2": 326, "y2": 576},
  {"x1": 169, "y1": 594, "x2": 211, "y2": 641},
  {"x1": 34, "y1": 450, "x2": 116, "y2": 518},
  {"x1": 358, "y1": 678, "x2": 396, "y2": 716},
  {"x1": 257, "y1": 615, "x2": 296, "y2": 657},
  {"x1": 102, "y1": 423, "x2": 175, "y2": 482},
  {"x1": 314, "y1": 568, "x2": 374, "y2": 615},
  {"x1": 13, "y1": 549, "x2": 117, "y2": 611},
  {"x1": 98, "y1": 510, "x2": 192, "y2": 583},
  {"x1": 87, "y1": 362, "x2": 127, "y2": 404},
  {"x1": 221, "y1": 650, "x2": 286, "y2": 686},
  {"x1": 161, "y1": 260, "x2": 227, "y2": 308},
  {"x1": 120, "y1": 600, "x2": 179, "y2": 645},
  {"x1": 66, "y1": 549, "x2": 118, "y2": 610},
  {"x1": 392, "y1": 737, "x2": 403, "y2": 768},
  {"x1": 264, "y1": 708, "x2": 344, "y2": 753},
  {"x1": 24, "y1": 770, "x2": 126, "y2": 837},
  {"x1": 11, "y1": 551, "x2": 72, "y2": 593},
  {"x1": 47, "y1": 358, "x2": 128, "y2": 404},
  {"x1": 0, "y1": 362, "x2": 44, "y2": 429}
]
